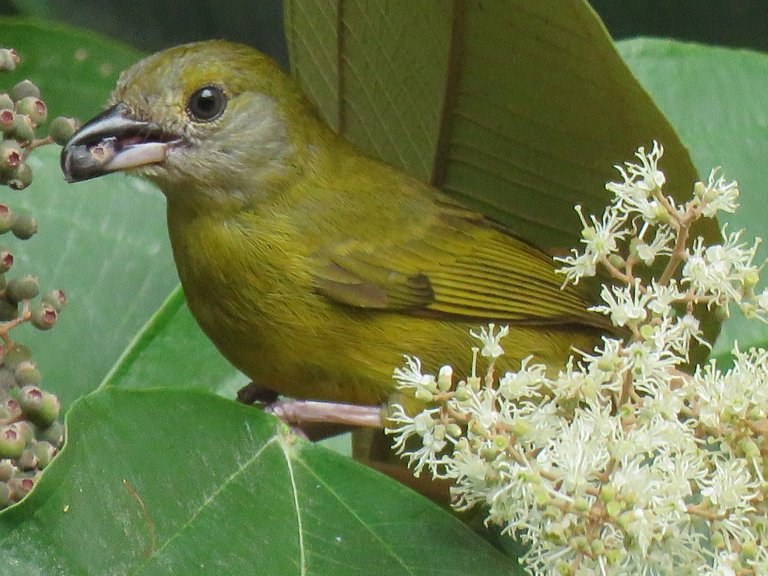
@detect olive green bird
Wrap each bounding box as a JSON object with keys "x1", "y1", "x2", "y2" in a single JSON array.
[{"x1": 61, "y1": 41, "x2": 607, "y2": 408}]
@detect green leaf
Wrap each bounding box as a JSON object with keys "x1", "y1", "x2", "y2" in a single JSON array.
[
  {"x1": 284, "y1": 0, "x2": 719, "y2": 255},
  {"x1": 0, "y1": 388, "x2": 520, "y2": 575},
  {"x1": 618, "y1": 39, "x2": 768, "y2": 358}
]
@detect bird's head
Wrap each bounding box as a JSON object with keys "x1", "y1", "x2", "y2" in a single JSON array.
[{"x1": 61, "y1": 41, "x2": 312, "y2": 206}]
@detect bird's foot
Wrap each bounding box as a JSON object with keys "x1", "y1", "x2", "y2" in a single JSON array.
[{"x1": 236, "y1": 382, "x2": 279, "y2": 405}]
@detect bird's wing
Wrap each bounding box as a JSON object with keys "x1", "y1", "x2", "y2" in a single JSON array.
[{"x1": 312, "y1": 202, "x2": 606, "y2": 329}]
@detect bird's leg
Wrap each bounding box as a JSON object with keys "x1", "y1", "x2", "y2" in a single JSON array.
[{"x1": 265, "y1": 399, "x2": 384, "y2": 429}]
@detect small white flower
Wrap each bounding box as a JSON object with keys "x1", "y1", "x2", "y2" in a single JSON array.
[
  {"x1": 469, "y1": 323, "x2": 509, "y2": 359},
  {"x1": 697, "y1": 168, "x2": 740, "y2": 218},
  {"x1": 592, "y1": 280, "x2": 649, "y2": 328}
]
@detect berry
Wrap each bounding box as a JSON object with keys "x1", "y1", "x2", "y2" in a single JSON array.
[
  {"x1": 0, "y1": 93, "x2": 13, "y2": 110},
  {"x1": 11, "y1": 210, "x2": 37, "y2": 239},
  {"x1": 7, "y1": 162, "x2": 32, "y2": 191},
  {"x1": 41, "y1": 289, "x2": 67, "y2": 312},
  {"x1": 10, "y1": 80, "x2": 40, "y2": 102},
  {"x1": 5, "y1": 274, "x2": 39, "y2": 302},
  {"x1": 0, "y1": 248, "x2": 13, "y2": 273},
  {"x1": 36, "y1": 420, "x2": 63, "y2": 448},
  {"x1": 0, "y1": 49, "x2": 19, "y2": 72},
  {"x1": 0, "y1": 425, "x2": 25, "y2": 459},
  {"x1": 49, "y1": 116, "x2": 78, "y2": 146},
  {"x1": 17, "y1": 447, "x2": 38, "y2": 471},
  {"x1": 14, "y1": 360, "x2": 41, "y2": 387},
  {"x1": 19, "y1": 386, "x2": 60, "y2": 426},
  {"x1": 32, "y1": 441, "x2": 55, "y2": 468},
  {"x1": 10, "y1": 114, "x2": 35, "y2": 143},
  {"x1": 0, "y1": 297, "x2": 17, "y2": 321},
  {"x1": 30, "y1": 303, "x2": 57, "y2": 331},
  {"x1": 0, "y1": 459, "x2": 14, "y2": 481},
  {"x1": 8, "y1": 475, "x2": 34, "y2": 500},
  {"x1": 0, "y1": 109, "x2": 14, "y2": 134},
  {"x1": 14, "y1": 97, "x2": 47, "y2": 126},
  {"x1": 3, "y1": 343, "x2": 31, "y2": 369},
  {"x1": 0, "y1": 139, "x2": 21, "y2": 172},
  {"x1": 0, "y1": 204, "x2": 13, "y2": 233}
]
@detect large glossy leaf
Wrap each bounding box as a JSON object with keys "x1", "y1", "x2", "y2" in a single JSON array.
[
  {"x1": 284, "y1": 0, "x2": 719, "y2": 254},
  {"x1": 0, "y1": 388, "x2": 522, "y2": 575},
  {"x1": 618, "y1": 38, "x2": 768, "y2": 358}
]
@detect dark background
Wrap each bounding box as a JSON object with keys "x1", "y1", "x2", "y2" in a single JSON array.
[{"x1": 1, "y1": 0, "x2": 766, "y2": 68}]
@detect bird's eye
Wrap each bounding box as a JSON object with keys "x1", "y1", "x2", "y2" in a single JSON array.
[{"x1": 186, "y1": 86, "x2": 227, "y2": 122}]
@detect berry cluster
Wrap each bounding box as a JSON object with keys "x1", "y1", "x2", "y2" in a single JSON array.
[
  {"x1": 0, "y1": 47, "x2": 68, "y2": 509},
  {"x1": 0, "y1": 48, "x2": 78, "y2": 190}
]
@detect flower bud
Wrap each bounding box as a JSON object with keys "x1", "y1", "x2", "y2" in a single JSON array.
[
  {"x1": 11, "y1": 210, "x2": 37, "y2": 239},
  {"x1": 5, "y1": 274, "x2": 39, "y2": 302},
  {"x1": 14, "y1": 97, "x2": 47, "y2": 126},
  {"x1": 10, "y1": 79, "x2": 40, "y2": 102},
  {"x1": 30, "y1": 302, "x2": 57, "y2": 331},
  {"x1": 48, "y1": 116, "x2": 78, "y2": 146}
]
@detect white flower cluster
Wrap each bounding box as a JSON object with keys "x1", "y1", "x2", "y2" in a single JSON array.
[{"x1": 387, "y1": 143, "x2": 768, "y2": 575}]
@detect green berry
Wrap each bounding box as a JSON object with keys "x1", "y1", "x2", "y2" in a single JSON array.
[
  {"x1": 48, "y1": 116, "x2": 78, "y2": 146},
  {"x1": 0, "y1": 49, "x2": 19, "y2": 72},
  {"x1": 19, "y1": 386, "x2": 60, "y2": 426},
  {"x1": 0, "y1": 297, "x2": 17, "y2": 321},
  {"x1": 11, "y1": 210, "x2": 37, "y2": 239},
  {"x1": 0, "y1": 93, "x2": 13, "y2": 110},
  {"x1": 36, "y1": 420, "x2": 63, "y2": 447},
  {"x1": 14, "y1": 97, "x2": 47, "y2": 126},
  {"x1": 0, "y1": 109, "x2": 14, "y2": 135},
  {"x1": 10, "y1": 80, "x2": 40, "y2": 102},
  {"x1": 14, "y1": 360, "x2": 41, "y2": 387},
  {"x1": 0, "y1": 481, "x2": 12, "y2": 508},
  {"x1": 11, "y1": 114, "x2": 34, "y2": 143},
  {"x1": 5, "y1": 274, "x2": 39, "y2": 302},
  {"x1": 17, "y1": 447, "x2": 38, "y2": 471},
  {"x1": 30, "y1": 303, "x2": 57, "y2": 331},
  {"x1": 0, "y1": 139, "x2": 21, "y2": 173},
  {"x1": 0, "y1": 424, "x2": 25, "y2": 459},
  {"x1": 3, "y1": 343, "x2": 31, "y2": 369},
  {"x1": 32, "y1": 441, "x2": 55, "y2": 468},
  {"x1": 0, "y1": 204, "x2": 12, "y2": 233},
  {"x1": 14, "y1": 420, "x2": 34, "y2": 443},
  {"x1": 2, "y1": 398, "x2": 21, "y2": 420},
  {"x1": 8, "y1": 475, "x2": 34, "y2": 500},
  {"x1": 7, "y1": 162, "x2": 32, "y2": 190},
  {"x1": 0, "y1": 248, "x2": 12, "y2": 273},
  {"x1": 0, "y1": 365, "x2": 15, "y2": 391},
  {"x1": 0, "y1": 459, "x2": 14, "y2": 481},
  {"x1": 41, "y1": 289, "x2": 66, "y2": 312}
]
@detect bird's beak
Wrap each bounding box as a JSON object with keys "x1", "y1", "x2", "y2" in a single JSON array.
[{"x1": 61, "y1": 103, "x2": 181, "y2": 182}]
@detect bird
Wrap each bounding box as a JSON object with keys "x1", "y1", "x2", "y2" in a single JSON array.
[{"x1": 61, "y1": 40, "x2": 608, "y2": 414}]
